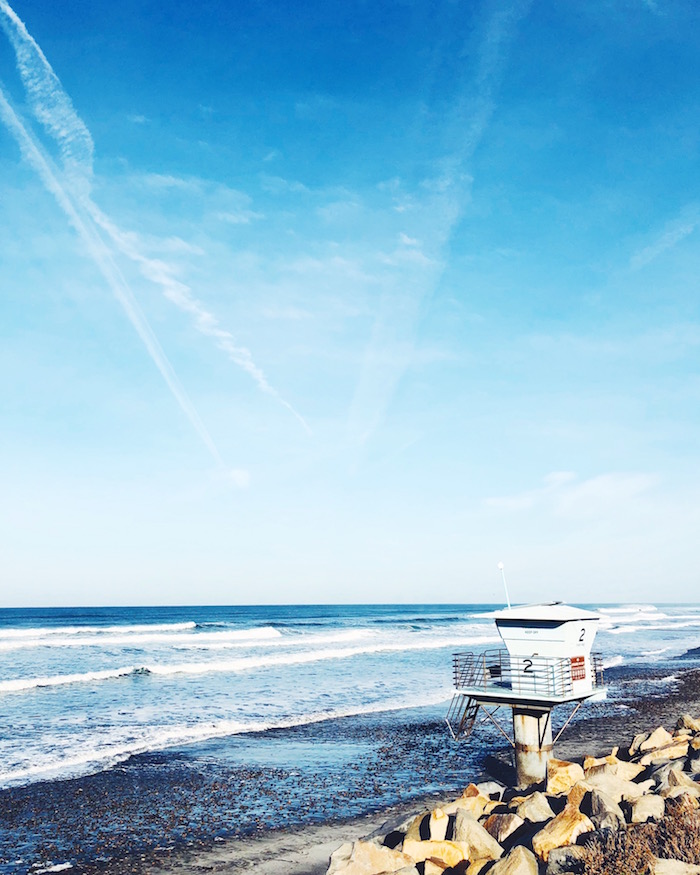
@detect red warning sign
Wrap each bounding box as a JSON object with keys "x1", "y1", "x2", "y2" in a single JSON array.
[{"x1": 570, "y1": 656, "x2": 586, "y2": 682}]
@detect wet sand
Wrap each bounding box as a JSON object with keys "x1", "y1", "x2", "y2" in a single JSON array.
[{"x1": 141, "y1": 667, "x2": 700, "y2": 875}]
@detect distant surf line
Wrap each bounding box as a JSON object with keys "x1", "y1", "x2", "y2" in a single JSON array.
[{"x1": 0, "y1": 634, "x2": 501, "y2": 694}]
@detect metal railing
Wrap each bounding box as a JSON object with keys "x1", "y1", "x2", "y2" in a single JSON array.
[{"x1": 452, "y1": 648, "x2": 604, "y2": 699}]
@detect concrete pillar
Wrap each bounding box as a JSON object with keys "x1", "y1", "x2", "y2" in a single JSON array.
[{"x1": 512, "y1": 706, "x2": 553, "y2": 788}]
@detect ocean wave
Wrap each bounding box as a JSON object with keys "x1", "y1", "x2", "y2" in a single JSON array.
[
  {"x1": 0, "y1": 625, "x2": 283, "y2": 652},
  {"x1": 602, "y1": 655, "x2": 624, "y2": 669},
  {"x1": 0, "y1": 690, "x2": 455, "y2": 788},
  {"x1": 0, "y1": 634, "x2": 501, "y2": 694},
  {"x1": 0, "y1": 621, "x2": 197, "y2": 639}
]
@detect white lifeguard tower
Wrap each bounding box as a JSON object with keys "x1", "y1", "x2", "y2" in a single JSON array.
[{"x1": 446, "y1": 602, "x2": 606, "y2": 787}]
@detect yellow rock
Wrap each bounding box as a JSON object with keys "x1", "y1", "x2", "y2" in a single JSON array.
[
  {"x1": 640, "y1": 726, "x2": 674, "y2": 752},
  {"x1": 424, "y1": 860, "x2": 449, "y2": 874},
  {"x1": 640, "y1": 740, "x2": 689, "y2": 766},
  {"x1": 566, "y1": 783, "x2": 588, "y2": 810},
  {"x1": 676, "y1": 714, "x2": 700, "y2": 733},
  {"x1": 327, "y1": 839, "x2": 415, "y2": 874},
  {"x1": 531, "y1": 804, "x2": 595, "y2": 862},
  {"x1": 428, "y1": 808, "x2": 449, "y2": 842},
  {"x1": 515, "y1": 791, "x2": 555, "y2": 823},
  {"x1": 466, "y1": 861, "x2": 493, "y2": 875},
  {"x1": 488, "y1": 845, "x2": 539, "y2": 875},
  {"x1": 629, "y1": 795, "x2": 665, "y2": 823},
  {"x1": 584, "y1": 757, "x2": 645, "y2": 781},
  {"x1": 482, "y1": 813, "x2": 524, "y2": 843},
  {"x1": 442, "y1": 785, "x2": 491, "y2": 818},
  {"x1": 546, "y1": 758, "x2": 585, "y2": 796},
  {"x1": 451, "y1": 811, "x2": 504, "y2": 860},
  {"x1": 402, "y1": 840, "x2": 472, "y2": 868},
  {"x1": 691, "y1": 736, "x2": 700, "y2": 751},
  {"x1": 403, "y1": 811, "x2": 429, "y2": 842},
  {"x1": 581, "y1": 772, "x2": 654, "y2": 803}
]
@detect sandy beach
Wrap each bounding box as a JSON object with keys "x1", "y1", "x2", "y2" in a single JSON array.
[{"x1": 133, "y1": 665, "x2": 700, "y2": 875}]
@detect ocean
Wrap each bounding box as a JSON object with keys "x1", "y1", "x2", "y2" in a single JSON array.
[{"x1": 1, "y1": 603, "x2": 699, "y2": 873}]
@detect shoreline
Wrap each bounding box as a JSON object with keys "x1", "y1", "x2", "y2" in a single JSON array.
[{"x1": 134, "y1": 665, "x2": 700, "y2": 875}]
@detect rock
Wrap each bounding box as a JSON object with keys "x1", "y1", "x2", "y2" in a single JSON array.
[
  {"x1": 442, "y1": 785, "x2": 492, "y2": 818},
  {"x1": 676, "y1": 714, "x2": 700, "y2": 733},
  {"x1": 403, "y1": 839, "x2": 477, "y2": 868},
  {"x1": 584, "y1": 757, "x2": 645, "y2": 781},
  {"x1": 483, "y1": 813, "x2": 525, "y2": 843},
  {"x1": 466, "y1": 861, "x2": 493, "y2": 875},
  {"x1": 451, "y1": 811, "x2": 504, "y2": 859},
  {"x1": 327, "y1": 839, "x2": 415, "y2": 874},
  {"x1": 666, "y1": 787, "x2": 700, "y2": 804},
  {"x1": 692, "y1": 736, "x2": 700, "y2": 751},
  {"x1": 640, "y1": 741, "x2": 690, "y2": 766},
  {"x1": 581, "y1": 788, "x2": 625, "y2": 830},
  {"x1": 648, "y1": 858, "x2": 700, "y2": 874},
  {"x1": 423, "y1": 861, "x2": 449, "y2": 875},
  {"x1": 547, "y1": 759, "x2": 585, "y2": 796},
  {"x1": 545, "y1": 844, "x2": 589, "y2": 874},
  {"x1": 478, "y1": 780, "x2": 506, "y2": 800},
  {"x1": 582, "y1": 772, "x2": 655, "y2": 803},
  {"x1": 641, "y1": 727, "x2": 675, "y2": 752},
  {"x1": 427, "y1": 808, "x2": 450, "y2": 841},
  {"x1": 687, "y1": 755, "x2": 700, "y2": 775},
  {"x1": 583, "y1": 749, "x2": 618, "y2": 770},
  {"x1": 515, "y1": 791, "x2": 555, "y2": 823},
  {"x1": 394, "y1": 868, "x2": 420, "y2": 875},
  {"x1": 629, "y1": 794, "x2": 665, "y2": 823},
  {"x1": 404, "y1": 811, "x2": 430, "y2": 842},
  {"x1": 660, "y1": 768, "x2": 700, "y2": 798},
  {"x1": 531, "y1": 804, "x2": 595, "y2": 863},
  {"x1": 372, "y1": 810, "x2": 421, "y2": 839},
  {"x1": 488, "y1": 845, "x2": 539, "y2": 875},
  {"x1": 630, "y1": 731, "x2": 651, "y2": 756}
]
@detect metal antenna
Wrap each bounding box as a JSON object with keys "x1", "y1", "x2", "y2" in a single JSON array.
[{"x1": 497, "y1": 562, "x2": 511, "y2": 610}]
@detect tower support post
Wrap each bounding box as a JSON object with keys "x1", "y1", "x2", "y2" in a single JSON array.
[{"x1": 512, "y1": 706, "x2": 553, "y2": 787}]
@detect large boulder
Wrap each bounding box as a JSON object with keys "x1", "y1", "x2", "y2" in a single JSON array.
[
  {"x1": 648, "y1": 859, "x2": 700, "y2": 874},
  {"x1": 676, "y1": 715, "x2": 700, "y2": 734},
  {"x1": 403, "y1": 811, "x2": 430, "y2": 842},
  {"x1": 478, "y1": 780, "x2": 507, "y2": 800},
  {"x1": 640, "y1": 740, "x2": 690, "y2": 767},
  {"x1": 531, "y1": 804, "x2": 594, "y2": 863},
  {"x1": 581, "y1": 771, "x2": 654, "y2": 803},
  {"x1": 547, "y1": 759, "x2": 585, "y2": 796},
  {"x1": 451, "y1": 811, "x2": 505, "y2": 859},
  {"x1": 515, "y1": 791, "x2": 555, "y2": 823},
  {"x1": 581, "y1": 788, "x2": 625, "y2": 830},
  {"x1": 427, "y1": 808, "x2": 450, "y2": 841},
  {"x1": 641, "y1": 727, "x2": 675, "y2": 752},
  {"x1": 327, "y1": 839, "x2": 415, "y2": 874},
  {"x1": 403, "y1": 837, "x2": 498, "y2": 868},
  {"x1": 442, "y1": 785, "x2": 493, "y2": 818},
  {"x1": 483, "y1": 813, "x2": 525, "y2": 843},
  {"x1": 545, "y1": 845, "x2": 588, "y2": 875},
  {"x1": 487, "y1": 845, "x2": 539, "y2": 875},
  {"x1": 629, "y1": 794, "x2": 665, "y2": 823},
  {"x1": 659, "y1": 769, "x2": 700, "y2": 799},
  {"x1": 584, "y1": 757, "x2": 645, "y2": 782}
]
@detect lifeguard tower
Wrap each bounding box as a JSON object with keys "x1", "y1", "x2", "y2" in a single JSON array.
[{"x1": 446, "y1": 603, "x2": 606, "y2": 787}]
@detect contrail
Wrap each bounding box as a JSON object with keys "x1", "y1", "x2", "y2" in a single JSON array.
[
  {"x1": 0, "y1": 0, "x2": 310, "y2": 456},
  {"x1": 0, "y1": 85, "x2": 225, "y2": 467}
]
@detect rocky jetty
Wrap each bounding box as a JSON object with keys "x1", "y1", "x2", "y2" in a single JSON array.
[{"x1": 326, "y1": 714, "x2": 700, "y2": 875}]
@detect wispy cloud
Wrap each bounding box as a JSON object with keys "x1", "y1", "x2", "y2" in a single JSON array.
[
  {"x1": 346, "y1": 0, "x2": 531, "y2": 450},
  {"x1": 0, "y1": 85, "x2": 225, "y2": 469},
  {"x1": 486, "y1": 470, "x2": 657, "y2": 517},
  {"x1": 630, "y1": 204, "x2": 700, "y2": 270},
  {"x1": 0, "y1": 0, "x2": 309, "y2": 470}
]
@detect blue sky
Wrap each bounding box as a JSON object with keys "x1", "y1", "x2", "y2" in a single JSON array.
[{"x1": 1, "y1": 0, "x2": 699, "y2": 606}]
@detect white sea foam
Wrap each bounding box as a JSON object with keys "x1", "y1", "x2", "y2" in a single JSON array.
[
  {"x1": 0, "y1": 625, "x2": 283, "y2": 651},
  {"x1": 0, "y1": 689, "x2": 455, "y2": 788},
  {"x1": 0, "y1": 621, "x2": 197, "y2": 639},
  {"x1": 603, "y1": 655, "x2": 624, "y2": 669},
  {"x1": 0, "y1": 634, "x2": 500, "y2": 694},
  {"x1": 35, "y1": 864, "x2": 73, "y2": 873}
]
